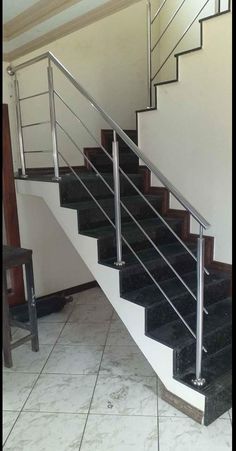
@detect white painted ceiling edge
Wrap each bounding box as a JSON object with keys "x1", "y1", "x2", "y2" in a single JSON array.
[{"x1": 3, "y1": 0, "x2": 142, "y2": 61}]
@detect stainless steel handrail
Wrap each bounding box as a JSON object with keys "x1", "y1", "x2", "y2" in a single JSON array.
[
  {"x1": 8, "y1": 47, "x2": 211, "y2": 385},
  {"x1": 9, "y1": 51, "x2": 210, "y2": 229},
  {"x1": 58, "y1": 150, "x2": 205, "y2": 348},
  {"x1": 54, "y1": 89, "x2": 209, "y2": 276},
  {"x1": 56, "y1": 119, "x2": 208, "y2": 313}
]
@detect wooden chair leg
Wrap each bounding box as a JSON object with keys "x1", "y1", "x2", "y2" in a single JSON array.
[
  {"x1": 25, "y1": 260, "x2": 39, "y2": 352},
  {"x1": 2, "y1": 271, "x2": 13, "y2": 368}
]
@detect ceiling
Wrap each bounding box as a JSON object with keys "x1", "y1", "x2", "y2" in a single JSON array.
[{"x1": 3, "y1": 0, "x2": 140, "y2": 62}]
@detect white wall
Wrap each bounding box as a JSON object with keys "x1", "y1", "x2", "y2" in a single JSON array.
[
  {"x1": 16, "y1": 193, "x2": 94, "y2": 297},
  {"x1": 138, "y1": 12, "x2": 232, "y2": 263}
]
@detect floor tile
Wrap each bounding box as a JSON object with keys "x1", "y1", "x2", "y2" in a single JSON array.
[
  {"x1": 24, "y1": 373, "x2": 97, "y2": 413},
  {"x1": 158, "y1": 417, "x2": 232, "y2": 451},
  {"x1": 43, "y1": 344, "x2": 103, "y2": 374},
  {"x1": 74, "y1": 287, "x2": 110, "y2": 306},
  {"x1": 3, "y1": 344, "x2": 54, "y2": 373},
  {"x1": 100, "y1": 345, "x2": 155, "y2": 377},
  {"x1": 3, "y1": 412, "x2": 87, "y2": 451},
  {"x1": 68, "y1": 303, "x2": 113, "y2": 323},
  {"x1": 58, "y1": 321, "x2": 110, "y2": 345},
  {"x1": 3, "y1": 373, "x2": 38, "y2": 411},
  {"x1": 38, "y1": 301, "x2": 74, "y2": 323},
  {"x1": 90, "y1": 375, "x2": 157, "y2": 416},
  {"x1": 106, "y1": 320, "x2": 135, "y2": 346},
  {"x1": 13, "y1": 323, "x2": 64, "y2": 345},
  {"x1": 80, "y1": 414, "x2": 158, "y2": 451},
  {"x1": 2, "y1": 412, "x2": 19, "y2": 445}
]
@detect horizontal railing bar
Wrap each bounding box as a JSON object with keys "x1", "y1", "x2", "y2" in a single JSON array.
[
  {"x1": 152, "y1": 0, "x2": 186, "y2": 53},
  {"x1": 54, "y1": 92, "x2": 209, "y2": 274},
  {"x1": 10, "y1": 51, "x2": 210, "y2": 229},
  {"x1": 151, "y1": 0, "x2": 210, "y2": 81},
  {"x1": 22, "y1": 120, "x2": 50, "y2": 128},
  {"x1": 59, "y1": 150, "x2": 204, "y2": 347},
  {"x1": 24, "y1": 150, "x2": 52, "y2": 153},
  {"x1": 9, "y1": 52, "x2": 50, "y2": 72},
  {"x1": 57, "y1": 120, "x2": 209, "y2": 309},
  {"x1": 19, "y1": 91, "x2": 49, "y2": 101},
  {"x1": 151, "y1": 0, "x2": 168, "y2": 24}
]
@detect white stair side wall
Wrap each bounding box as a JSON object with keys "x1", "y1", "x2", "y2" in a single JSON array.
[
  {"x1": 138, "y1": 12, "x2": 232, "y2": 264},
  {"x1": 16, "y1": 178, "x2": 205, "y2": 413}
]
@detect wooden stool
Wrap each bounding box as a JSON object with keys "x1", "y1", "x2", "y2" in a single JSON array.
[{"x1": 3, "y1": 245, "x2": 39, "y2": 368}]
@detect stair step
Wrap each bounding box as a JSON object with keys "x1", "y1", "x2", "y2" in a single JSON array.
[
  {"x1": 101, "y1": 242, "x2": 197, "y2": 292},
  {"x1": 62, "y1": 195, "x2": 164, "y2": 231},
  {"x1": 59, "y1": 172, "x2": 144, "y2": 204},
  {"x1": 147, "y1": 297, "x2": 232, "y2": 371},
  {"x1": 87, "y1": 152, "x2": 139, "y2": 173},
  {"x1": 85, "y1": 216, "x2": 183, "y2": 259},
  {"x1": 101, "y1": 129, "x2": 137, "y2": 152},
  {"x1": 122, "y1": 270, "x2": 230, "y2": 311},
  {"x1": 175, "y1": 345, "x2": 232, "y2": 426}
]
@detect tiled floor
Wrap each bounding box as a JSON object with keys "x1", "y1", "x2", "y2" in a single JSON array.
[{"x1": 3, "y1": 287, "x2": 232, "y2": 451}]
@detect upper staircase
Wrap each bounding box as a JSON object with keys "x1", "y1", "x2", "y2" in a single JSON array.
[{"x1": 8, "y1": 0, "x2": 231, "y2": 426}]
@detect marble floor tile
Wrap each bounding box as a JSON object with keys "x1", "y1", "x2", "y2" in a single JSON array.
[
  {"x1": 13, "y1": 322, "x2": 64, "y2": 345},
  {"x1": 229, "y1": 408, "x2": 232, "y2": 421},
  {"x1": 100, "y1": 345, "x2": 155, "y2": 377},
  {"x1": 67, "y1": 303, "x2": 113, "y2": 323},
  {"x1": 74, "y1": 287, "x2": 110, "y2": 305},
  {"x1": 3, "y1": 412, "x2": 87, "y2": 451},
  {"x1": 106, "y1": 320, "x2": 135, "y2": 346},
  {"x1": 2, "y1": 412, "x2": 19, "y2": 445},
  {"x1": 3, "y1": 344, "x2": 54, "y2": 373},
  {"x1": 57, "y1": 321, "x2": 110, "y2": 345},
  {"x1": 80, "y1": 414, "x2": 158, "y2": 451},
  {"x1": 90, "y1": 375, "x2": 157, "y2": 416},
  {"x1": 3, "y1": 373, "x2": 38, "y2": 411},
  {"x1": 24, "y1": 373, "x2": 97, "y2": 413},
  {"x1": 38, "y1": 301, "x2": 74, "y2": 323},
  {"x1": 43, "y1": 344, "x2": 103, "y2": 374},
  {"x1": 158, "y1": 417, "x2": 232, "y2": 451}
]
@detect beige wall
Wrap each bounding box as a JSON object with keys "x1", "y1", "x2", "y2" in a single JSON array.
[
  {"x1": 152, "y1": 0, "x2": 229, "y2": 83},
  {"x1": 3, "y1": 1, "x2": 148, "y2": 296},
  {"x1": 138, "y1": 12, "x2": 232, "y2": 264},
  {"x1": 6, "y1": 1, "x2": 148, "y2": 170}
]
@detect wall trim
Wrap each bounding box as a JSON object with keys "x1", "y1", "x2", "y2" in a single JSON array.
[
  {"x1": 3, "y1": 0, "x2": 83, "y2": 41},
  {"x1": 3, "y1": 0, "x2": 142, "y2": 62}
]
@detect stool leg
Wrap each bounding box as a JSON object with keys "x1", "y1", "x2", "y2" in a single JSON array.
[
  {"x1": 25, "y1": 260, "x2": 39, "y2": 352},
  {"x1": 2, "y1": 271, "x2": 13, "y2": 368}
]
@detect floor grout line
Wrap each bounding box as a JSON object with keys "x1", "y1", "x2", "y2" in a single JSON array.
[
  {"x1": 156, "y1": 378, "x2": 161, "y2": 451},
  {"x1": 78, "y1": 312, "x2": 114, "y2": 451},
  {"x1": 3, "y1": 299, "x2": 78, "y2": 448}
]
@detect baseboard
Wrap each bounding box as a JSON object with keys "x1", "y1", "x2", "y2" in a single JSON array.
[
  {"x1": 43, "y1": 280, "x2": 99, "y2": 298},
  {"x1": 158, "y1": 379, "x2": 204, "y2": 424}
]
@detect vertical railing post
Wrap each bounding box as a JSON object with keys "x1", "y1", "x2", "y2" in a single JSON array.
[
  {"x1": 192, "y1": 225, "x2": 206, "y2": 387},
  {"x1": 215, "y1": 0, "x2": 220, "y2": 13},
  {"x1": 112, "y1": 131, "x2": 125, "y2": 267},
  {"x1": 14, "y1": 74, "x2": 27, "y2": 178},
  {"x1": 47, "y1": 60, "x2": 60, "y2": 180},
  {"x1": 147, "y1": 0, "x2": 152, "y2": 108}
]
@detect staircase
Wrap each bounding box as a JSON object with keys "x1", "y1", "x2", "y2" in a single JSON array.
[{"x1": 8, "y1": 1, "x2": 231, "y2": 427}]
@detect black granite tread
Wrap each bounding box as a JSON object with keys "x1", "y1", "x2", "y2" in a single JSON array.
[{"x1": 147, "y1": 297, "x2": 231, "y2": 354}]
